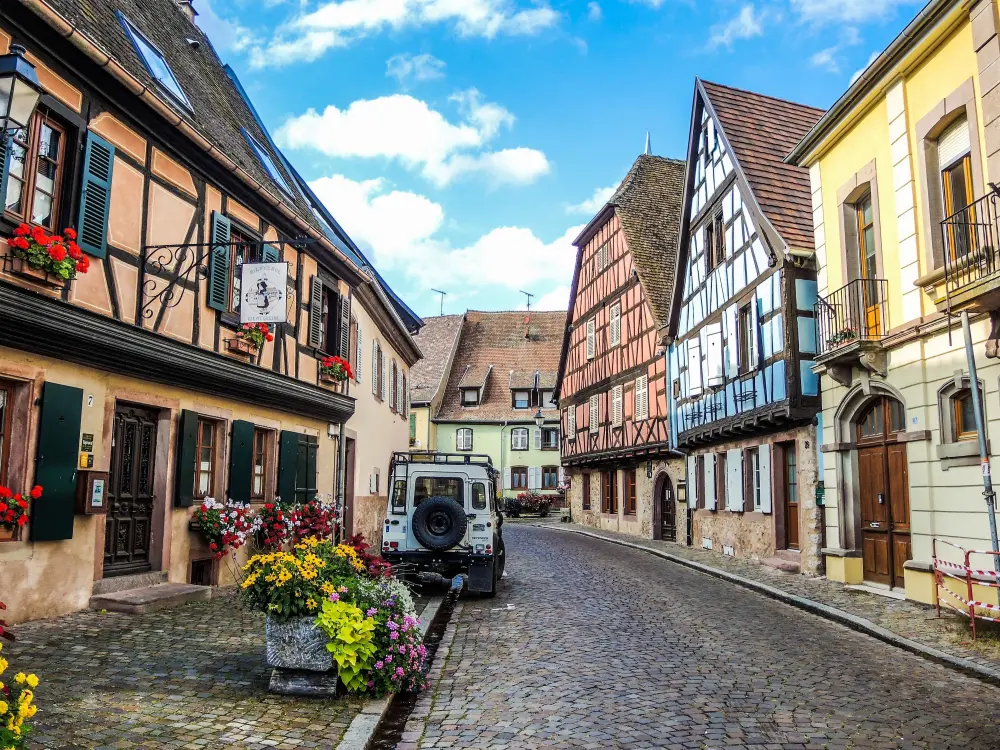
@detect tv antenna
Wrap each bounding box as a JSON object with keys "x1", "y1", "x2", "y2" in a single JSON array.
[
  {"x1": 431, "y1": 288, "x2": 447, "y2": 316},
  {"x1": 519, "y1": 290, "x2": 534, "y2": 311}
]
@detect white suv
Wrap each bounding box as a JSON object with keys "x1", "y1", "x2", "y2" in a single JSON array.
[{"x1": 381, "y1": 452, "x2": 506, "y2": 596}]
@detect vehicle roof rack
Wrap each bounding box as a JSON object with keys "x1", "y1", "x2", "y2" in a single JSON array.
[{"x1": 392, "y1": 451, "x2": 495, "y2": 468}]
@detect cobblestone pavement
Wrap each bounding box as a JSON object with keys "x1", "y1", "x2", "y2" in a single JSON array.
[
  {"x1": 553, "y1": 522, "x2": 1000, "y2": 672},
  {"x1": 401, "y1": 525, "x2": 1000, "y2": 750},
  {"x1": 7, "y1": 590, "x2": 367, "y2": 749}
]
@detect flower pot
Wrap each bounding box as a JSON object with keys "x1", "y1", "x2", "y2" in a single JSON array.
[
  {"x1": 266, "y1": 614, "x2": 334, "y2": 672},
  {"x1": 7, "y1": 256, "x2": 57, "y2": 285},
  {"x1": 226, "y1": 338, "x2": 259, "y2": 357},
  {"x1": 319, "y1": 372, "x2": 345, "y2": 386}
]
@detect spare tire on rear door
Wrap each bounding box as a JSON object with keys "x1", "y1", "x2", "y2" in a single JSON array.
[{"x1": 412, "y1": 496, "x2": 468, "y2": 551}]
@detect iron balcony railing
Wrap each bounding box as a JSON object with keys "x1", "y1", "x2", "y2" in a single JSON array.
[
  {"x1": 940, "y1": 189, "x2": 1000, "y2": 300},
  {"x1": 815, "y1": 278, "x2": 889, "y2": 358}
]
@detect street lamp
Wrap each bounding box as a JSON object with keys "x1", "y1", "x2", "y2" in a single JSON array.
[
  {"x1": 0, "y1": 45, "x2": 42, "y2": 135},
  {"x1": 533, "y1": 408, "x2": 544, "y2": 428}
]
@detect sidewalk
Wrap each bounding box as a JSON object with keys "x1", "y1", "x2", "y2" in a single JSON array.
[{"x1": 544, "y1": 521, "x2": 1000, "y2": 680}]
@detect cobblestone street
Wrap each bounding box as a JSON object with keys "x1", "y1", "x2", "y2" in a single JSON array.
[{"x1": 403, "y1": 525, "x2": 1000, "y2": 749}]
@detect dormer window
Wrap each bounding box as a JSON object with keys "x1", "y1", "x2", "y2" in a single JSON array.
[
  {"x1": 461, "y1": 388, "x2": 480, "y2": 406},
  {"x1": 118, "y1": 13, "x2": 191, "y2": 110},
  {"x1": 512, "y1": 390, "x2": 530, "y2": 409},
  {"x1": 242, "y1": 129, "x2": 293, "y2": 198},
  {"x1": 540, "y1": 389, "x2": 557, "y2": 409}
]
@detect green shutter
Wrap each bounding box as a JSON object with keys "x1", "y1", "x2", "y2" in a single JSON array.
[
  {"x1": 228, "y1": 420, "x2": 255, "y2": 502},
  {"x1": 262, "y1": 244, "x2": 280, "y2": 263},
  {"x1": 30, "y1": 382, "x2": 83, "y2": 542},
  {"x1": 304, "y1": 436, "x2": 318, "y2": 498},
  {"x1": 174, "y1": 409, "x2": 200, "y2": 507},
  {"x1": 339, "y1": 294, "x2": 351, "y2": 359},
  {"x1": 308, "y1": 275, "x2": 324, "y2": 349},
  {"x1": 77, "y1": 132, "x2": 115, "y2": 259},
  {"x1": 0, "y1": 134, "x2": 10, "y2": 208},
  {"x1": 208, "y1": 212, "x2": 231, "y2": 312},
  {"x1": 277, "y1": 430, "x2": 299, "y2": 504}
]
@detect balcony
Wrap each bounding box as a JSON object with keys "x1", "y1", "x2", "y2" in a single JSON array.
[
  {"x1": 814, "y1": 278, "x2": 889, "y2": 384},
  {"x1": 938, "y1": 190, "x2": 1000, "y2": 313}
]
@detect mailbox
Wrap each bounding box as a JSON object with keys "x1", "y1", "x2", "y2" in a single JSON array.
[{"x1": 75, "y1": 470, "x2": 110, "y2": 515}]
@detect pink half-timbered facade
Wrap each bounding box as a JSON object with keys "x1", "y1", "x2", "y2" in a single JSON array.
[{"x1": 556, "y1": 154, "x2": 687, "y2": 540}]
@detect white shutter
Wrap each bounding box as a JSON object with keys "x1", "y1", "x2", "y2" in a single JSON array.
[
  {"x1": 567, "y1": 407, "x2": 576, "y2": 438},
  {"x1": 610, "y1": 303, "x2": 621, "y2": 347},
  {"x1": 759, "y1": 443, "x2": 772, "y2": 514},
  {"x1": 355, "y1": 323, "x2": 363, "y2": 382},
  {"x1": 704, "y1": 454, "x2": 717, "y2": 511},
  {"x1": 586, "y1": 319, "x2": 596, "y2": 360},
  {"x1": 726, "y1": 305, "x2": 739, "y2": 377},
  {"x1": 705, "y1": 322, "x2": 724, "y2": 387},
  {"x1": 726, "y1": 448, "x2": 743, "y2": 511},
  {"x1": 687, "y1": 456, "x2": 698, "y2": 509},
  {"x1": 634, "y1": 375, "x2": 648, "y2": 421},
  {"x1": 533, "y1": 427, "x2": 542, "y2": 449},
  {"x1": 589, "y1": 395, "x2": 599, "y2": 433},
  {"x1": 612, "y1": 385, "x2": 623, "y2": 426},
  {"x1": 938, "y1": 116, "x2": 971, "y2": 167},
  {"x1": 381, "y1": 350, "x2": 388, "y2": 401},
  {"x1": 531, "y1": 467, "x2": 541, "y2": 490},
  {"x1": 558, "y1": 466, "x2": 565, "y2": 484},
  {"x1": 372, "y1": 340, "x2": 379, "y2": 395},
  {"x1": 503, "y1": 467, "x2": 511, "y2": 489},
  {"x1": 688, "y1": 339, "x2": 703, "y2": 395}
]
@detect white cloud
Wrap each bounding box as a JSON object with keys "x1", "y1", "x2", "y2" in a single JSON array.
[
  {"x1": 850, "y1": 50, "x2": 881, "y2": 84},
  {"x1": 791, "y1": 0, "x2": 919, "y2": 24},
  {"x1": 386, "y1": 52, "x2": 446, "y2": 84},
  {"x1": 566, "y1": 185, "x2": 615, "y2": 215},
  {"x1": 277, "y1": 89, "x2": 549, "y2": 187},
  {"x1": 196, "y1": 0, "x2": 256, "y2": 53},
  {"x1": 708, "y1": 4, "x2": 763, "y2": 50},
  {"x1": 535, "y1": 286, "x2": 571, "y2": 311},
  {"x1": 248, "y1": 0, "x2": 559, "y2": 68},
  {"x1": 309, "y1": 175, "x2": 579, "y2": 292},
  {"x1": 810, "y1": 46, "x2": 839, "y2": 73},
  {"x1": 587, "y1": 1, "x2": 602, "y2": 21}
]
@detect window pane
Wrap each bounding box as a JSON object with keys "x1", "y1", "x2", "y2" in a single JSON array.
[
  {"x1": 5, "y1": 175, "x2": 24, "y2": 215},
  {"x1": 946, "y1": 160, "x2": 971, "y2": 214},
  {"x1": 413, "y1": 476, "x2": 462, "y2": 505},
  {"x1": 8, "y1": 134, "x2": 27, "y2": 179},
  {"x1": 959, "y1": 394, "x2": 977, "y2": 435},
  {"x1": 860, "y1": 195, "x2": 873, "y2": 226},
  {"x1": 889, "y1": 399, "x2": 905, "y2": 433},
  {"x1": 391, "y1": 480, "x2": 407, "y2": 512},
  {"x1": 31, "y1": 191, "x2": 53, "y2": 228},
  {"x1": 38, "y1": 124, "x2": 60, "y2": 161},
  {"x1": 472, "y1": 483, "x2": 487, "y2": 510}
]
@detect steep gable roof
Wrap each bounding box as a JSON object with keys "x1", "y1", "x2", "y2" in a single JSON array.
[
  {"x1": 409, "y1": 314, "x2": 465, "y2": 405},
  {"x1": 700, "y1": 80, "x2": 824, "y2": 251}
]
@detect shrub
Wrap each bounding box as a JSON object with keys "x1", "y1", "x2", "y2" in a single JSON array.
[
  {"x1": 0, "y1": 636, "x2": 40, "y2": 749},
  {"x1": 348, "y1": 533, "x2": 393, "y2": 578},
  {"x1": 314, "y1": 599, "x2": 377, "y2": 693},
  {"x1": 292, "y1": 498, "x2": 336, "y2": 543},
  {"x1": 255, "y1": 502, "x2": 293, "y2": 551}
]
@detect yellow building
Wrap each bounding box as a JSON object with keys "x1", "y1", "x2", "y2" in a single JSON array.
[
  {"x1": 788, "y1": 0, "x2": 1000, "y2": 603},
  {"x1": 408, "y1": 314, "x2": 466, "y2": 452}
]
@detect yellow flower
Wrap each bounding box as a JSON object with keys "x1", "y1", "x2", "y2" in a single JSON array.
[
  {"x1": 305, "y1": 598, "x2": 317, "y2": 610},
  {"x1": 0, "y1": 700, "x2": 8, "y2": 714},
  {"x1": 0, "y1": 657, "x2": 7, "y2": 675},
  {"x1": 12, "y1": 673, "x2": 24, "y2": 685},
  {"x1": 320, "y1": 582, "x2": 334, "y2": 595},
  {"x1": 26, "y1": 674, "x2": 38, "y2": 689}
]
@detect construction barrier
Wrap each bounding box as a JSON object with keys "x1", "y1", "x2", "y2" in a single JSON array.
[{"x1": 933, "y1": 538, "x2": 1000, "y2": 640}]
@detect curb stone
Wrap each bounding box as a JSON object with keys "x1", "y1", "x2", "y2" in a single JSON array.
[
  {"x1": 336, "y1": 594, "x2": 447, "y2": 750},
  {"x1": 537, "y1": 523, "x2": 1000, "y2": 689}
]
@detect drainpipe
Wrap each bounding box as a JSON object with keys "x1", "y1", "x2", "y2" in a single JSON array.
[
  {"x1": 336, "y1": 421, "x2": 347, "y2": 543},
  {"x1": 499, "y1": 421, "x2": 509, "y2": 500}
]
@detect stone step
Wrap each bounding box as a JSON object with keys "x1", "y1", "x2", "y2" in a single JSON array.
[
  {"x1": 89, "y1": 583, "x2": 211, "y2": 614},
  {"x1": 761, "y1": 556, "x2": 800, "y2": 574},
  {"x1": 772, "y1": 549, "x2": 802, "y2": 563},
  {"x1": 93, "y1": 570, "x2": 168, "y2": 596}
]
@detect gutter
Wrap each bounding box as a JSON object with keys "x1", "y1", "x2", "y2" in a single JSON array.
[
  {"x1": 786, "y1": 0, "x2": 956, "y2": 165},
  {"x1": 20, "y1": 0, "x2": 363, "y2": 276}
]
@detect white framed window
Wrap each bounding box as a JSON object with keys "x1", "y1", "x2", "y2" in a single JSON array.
[
  {"x1": 117, "y1": 12, "x2": 191, "y2": 110},
  {"x1": 511, "y1": 427, "x2": 529, "y2": 450},
  {"x1": 611, "y1": 385, "x2": 623, "y2": 427},
  {"x1": 610, "y1": 302, "x2": 621, "y2": 347},
  {"x1": 512, "y1": 390, "x2": 531, "y2": 409},
  {"x1": 456, "y1": 428, "x2": 473, "y2": 451},
  {"x1": 589, "y1": 394, "x2": 599, "y2": 433},
  {"x1": 634, "y1": 375, "x2": 649, "y2": 421},
  {"x1": 461, "y1": 388, "x2": 479, "y2": 406},
  {"x1": 586, "y1": 319, "x2": 596, "y2": 360},
  {"x1": 748, "y1": 446, "x2": 761, "y2": 510},
  {"x1": 541, "y1": 389, "x2": 557, "y2": 408},
  {"x1": 567, "y1": 406, "x2": 576, "y2": 440}
]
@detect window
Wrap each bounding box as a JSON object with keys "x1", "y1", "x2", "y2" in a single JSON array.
[
  {"x1": 716, "y1": 452, "x2": 727, "y2": 511},
  {"x1": 704, "y1": 220, "x2": 716, "y2": 273},
  {"x1": 4, "y1": 111, "x2": 67, "y2": 231},
  {"x1": 542, "y1": 427, "x2": 559, "y2": 449},
  {"x1": 321, "y1": 286, "x2": 341, "y2": 356},
  {"x1": 372, "y1": 340, "x2": 383, "y2": 400},
  {"x1": 582, "y1": 472, "x2": 591, "y2": 510},
  {"x1": 194, "y1": 419, "x2": 216, "y2": 498},
  {"x1": 596, "y1": 243, "x2": 609, "y2": 271},
  {"x1": 634, "y1": 375, "x2": 649, "y2": 421},
  {"x1": 611, "y1": 385, "x2": 623, "y2": 427},
  {"x1": 747, "y1": 446, "x2": 761, "y2": 510},
  {"x1": 954, "y1": 391, "x2": 979, "y2": 441},
  {"x1": 472, "y1": 482, "x2": 488, "y2": 510},
  {"x1": 586, "y1": 319, "x2": 596, "y2": 360},
  {"x1": 409, "y1": 413, "x2": 416, "y2": 446},
  {"x1": 0, "y1": 384, "x2": 11, "y2": 487},
  {"x1": 390, "y1": 360, "x2": 398, "y2": 413},
  {"x1": 589, "y1": 394, "x2": 599, "y2": 433},
  {"x1": 251, "y1": 428, "x2": 269, "y2": 500},
  {"x1": 414, "y1": 476, "x2": 463, "y2": 505},
  {"x1": 456, "y1": 427, "x2": 473, "y2": 451},
  {"x1": 738, "y1": 303, "x2": 755, "y2": 373},
  {"x1": 610, "y1": 302, "x2": 621, "y2": 347},
  {"x1": 624, "y1": 470, "x2": 636, "y2": 515},
  {"x1": 511, "y1": 427, "x2": 529, "y2": 451},
  {"x1": 118, "y1": 13, "x2": 191, "y2": 109},
  {"x1": 461, "y1": 388, "x2": 479, "y2": 406},
  {"x1": 566, "y1": 406, "x2": 576, "y2": 439},
  {"x1": 856, "y1": 193, "x2": 877, "y2": 280},
  {"x1": 542, "y1": 466, "x2": 560, "y2": 489},
  {"x1": 226, "y1": 227, "x2": 261, "y2": 315},
  {"x1": 512, "y1": 390, "x2": 530, "y2": 409},
  {"x1": 713, "y1": 211, "x2": 726, "y2": 266},
  {"x1": 511, "y1": 466, "x2": 528, "y2": 490},
  {"x1": 391, "y1": 479, "x2": 407, "y2": 514},
  {"x1": 601, "y1": 470, "x2": 617, "y2": 513},
  {"x1": 241, "y1": 129, "x2": 294, "y2": 198},
  {"x1": 540, "y1": 390, "x2": 557, "y2": 409}
]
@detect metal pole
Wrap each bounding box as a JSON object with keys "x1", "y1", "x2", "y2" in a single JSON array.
[{"x1": 961, "y1": 311, "x2": 1000, "y2": 572}]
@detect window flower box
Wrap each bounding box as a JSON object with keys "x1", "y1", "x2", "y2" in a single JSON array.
[
  {"x1": 4, "y1": 223, "x2": 88, "y2": 287},
  {"x1": 225, "y1": 338, "x2": 259, "y2": 357},
  {"x1": 320, "y1": 355, "x2": 352, "y2": 385}
]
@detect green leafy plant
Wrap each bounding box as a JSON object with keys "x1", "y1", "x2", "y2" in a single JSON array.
[{"x1": 315, "y1": 599, "x2": 377, "y2": 692}]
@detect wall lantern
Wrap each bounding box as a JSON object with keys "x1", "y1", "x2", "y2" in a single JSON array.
[
  {"x1": 646, "y1": 460, "x2": 653, "y2": 479},
  {"x1": 676, "y1": 481, "x2": 687, "y2": 504},
  {"x1": 0, "y1": 45, "x2": 43, "y2": 136},
  {"x1": 533, "y1": 408, "x2": 545, "y2": 428}
]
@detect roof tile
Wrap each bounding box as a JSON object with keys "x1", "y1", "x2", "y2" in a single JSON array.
[{"x1": 408, "y1": 314, "x2": 464, "y2": 404}]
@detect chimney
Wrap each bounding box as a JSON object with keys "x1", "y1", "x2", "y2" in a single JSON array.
[{"x1": 175, "y1": 0, "x2": 198, "y2": 22}]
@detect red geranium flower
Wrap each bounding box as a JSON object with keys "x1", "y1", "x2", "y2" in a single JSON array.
[
  {"x1": 13, "y1": 224, "x2": 30, "y2": 236},
  {"x1": 0, "y1": 487, "x2": 11, "y2": 500},
  {"x1": 30, "y1": 486, "x2": 42, "y2": 500},
  {"x1": 64, "y1": 227, "x2": 77, "y2": 240},
  {"x1": 49, "y1": 244, "x2": 67, "y2": 262},
  {"x1": 17, "y1": 516, "x2": 27, "y2": 526},
  {"x1": 68, "y1": 243, "x2": 83, "y2": 260}
]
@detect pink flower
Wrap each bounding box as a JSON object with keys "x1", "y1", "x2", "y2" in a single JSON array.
[{"x1": 329, "y1": 592, "x2": 340, "y2": 602}]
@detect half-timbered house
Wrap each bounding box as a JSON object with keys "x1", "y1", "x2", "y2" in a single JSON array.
[
  {"x1": 668, "y1": 81, "x2": 825, "y2": 573},
  {"x1": 0, "y1": 0, "x2": 419, "y2": 623},
  {"x1": 556, "y1": 153, "x2": 687, "y2": 540}
]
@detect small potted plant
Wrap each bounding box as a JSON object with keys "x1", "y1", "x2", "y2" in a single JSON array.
[
  {"x1": 827, "y1": 327, "x2": 858, "y2": 348},
  {"x1": 6, "y1": 224, "x2": 88, "y2": 285},
  {"x1": 227, "y1": 322, "x2": 273, "y2": 357},
  {"x1": 320, "y1": 355, "x2": 353, "y2": 385},
  {"x1": 0, "y1": 485, "x2": 39, "y2": 541}
]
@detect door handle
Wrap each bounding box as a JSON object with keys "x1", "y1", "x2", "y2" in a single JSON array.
[
  {"x1": 877, "y1": 493, "x2": 885, "y2": 504},
  {"x1": 869, "y1": 522, "x2": 881, "y2": 529}
]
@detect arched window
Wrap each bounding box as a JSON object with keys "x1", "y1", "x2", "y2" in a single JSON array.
[
  {"x1": 857, "y1": 397, "x2": 905, "y2": 442},
  {"x1": 952, "y1": 390, "x2": 979, "y2": 442}
]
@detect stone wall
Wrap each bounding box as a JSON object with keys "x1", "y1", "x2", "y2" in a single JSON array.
[{"x1": 352, "y1": 494, "x2": 386, "y2": 549}]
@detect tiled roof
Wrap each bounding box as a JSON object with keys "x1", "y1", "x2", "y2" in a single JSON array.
[
  {"x1": 608, "y1": 155, "x2": 686, "y2": 330},
  {"x1": 508, "y1": 371, "x2": 537, "y2": 389},
  {"x1": 408, "y1": 314, "x2": 464, "y2": 404},
  {"x1": 436, "y1": 311, "x2": 565, "y2": 422},
  {"x1": 34, "y1": 0, "x2": 322, "y2": 235},
  {"x1": 700, "y1": 80, "x2": 824, "y2": 251},
  {"x1": 458, "y1": 365, "x2": 492, "y2": 389}
]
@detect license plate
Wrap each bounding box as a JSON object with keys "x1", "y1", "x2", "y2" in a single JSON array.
[{"x1": 473, "y1": 523, "x2": 486, "y2": 531}]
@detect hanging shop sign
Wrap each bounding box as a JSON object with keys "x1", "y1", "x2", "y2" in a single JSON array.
[{"x1": 241, "y1": 262, "x2": 288, "y2": 324}]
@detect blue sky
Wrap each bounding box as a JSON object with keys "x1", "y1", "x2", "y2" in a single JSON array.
[{"x1": 197, "y1": 0, "x2": 924, "y2": 319}]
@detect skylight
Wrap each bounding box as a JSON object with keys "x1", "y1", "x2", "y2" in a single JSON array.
[
  {"x1": 242, "y1": 129, "x2": 294, "y2": 198},
  {"x1": 118, "y1": 14, "x2": 191, "y2": 110}
]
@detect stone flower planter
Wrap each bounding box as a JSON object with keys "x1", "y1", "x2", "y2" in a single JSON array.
[{"x1": 265, "y1": 614, "x2": 333, "y2": 672}]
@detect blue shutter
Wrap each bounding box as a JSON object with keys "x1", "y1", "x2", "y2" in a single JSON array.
[
  {"x1": 208, "y1": 212, "x2": 231, "y2": 312},
  {"x1": 262, "y1": 244, "x2": 280, "y2": 263},
  {"x1": 77, "y1": 133, "x2": 115, "y2": 258}
]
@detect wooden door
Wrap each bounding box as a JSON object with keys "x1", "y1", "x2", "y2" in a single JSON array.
[
  {"x1": 344, "y1": 437, "x2": 356, "y2": 539},
  {"x1": 105, "y1": 405, "x2": 158, "y2": 577},
  {"x1": 661, "y1": 479, "x2": 676, "y2": 542},
  {"x1": 859, "y1": 445, "x2": 891, "y2": 585},
  {"x1": 887, "y1": 443, "x2": 911, "y2": 588},
  {"x1": 784, "y1": 444, "x2": 799, "y2": 550}
]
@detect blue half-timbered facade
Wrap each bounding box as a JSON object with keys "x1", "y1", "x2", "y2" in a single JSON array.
[{"x1": 667, "y1": 80, "x2": 825, "y2": 572}]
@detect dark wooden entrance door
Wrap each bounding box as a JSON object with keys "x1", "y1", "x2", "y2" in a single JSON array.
[
  {"x1": 661, "y1": 478, "x2": 676, "y2": 542},
  {"x1": 105, "y1": 405, "x2": 158, "y2": 576},
  {"x1": 857, "y1": 398, "x2": 911, "y2": 588}
]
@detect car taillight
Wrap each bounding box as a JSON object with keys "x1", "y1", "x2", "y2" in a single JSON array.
[
  {"x1": 390, "y1": 541, "x2": 399, "y2": 549},
  {"x1": 486, "y1": 545, "x2": 492, "y2": 552},
  {"x1": 382, "y1": 542, "x2": 390, "y2": 549}
]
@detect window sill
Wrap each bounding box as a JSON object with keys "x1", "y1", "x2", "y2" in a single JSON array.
[{"x1": 937, "y1": 439, "x2": 986, "y2": 469}]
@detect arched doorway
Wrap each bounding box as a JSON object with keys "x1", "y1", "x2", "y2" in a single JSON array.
[
  {"x1": 652, "y1": 473, "x2": 676, "y2": 542},
  {"x1": 856, "y1": 396, "x2": 911, "y2": 588}
]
